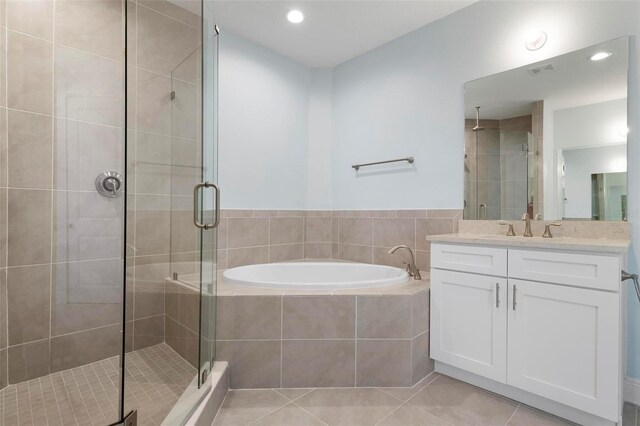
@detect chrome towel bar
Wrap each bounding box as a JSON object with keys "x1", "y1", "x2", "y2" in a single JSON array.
[{"x1": 352, "y1": 157, "x2": 414, "y2": 171}]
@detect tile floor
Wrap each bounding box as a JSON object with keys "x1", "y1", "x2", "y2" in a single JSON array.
[
  {"x1": 213, "y1": 373, "x2": 640, "y2": 426},
  {"x1": 0, "y1": 343, "x2": 196, "y2": 426}
]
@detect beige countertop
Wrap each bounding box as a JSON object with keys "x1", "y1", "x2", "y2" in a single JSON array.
[{"x1": 427, "y1": 233, "x2": 631, "y2": 254}]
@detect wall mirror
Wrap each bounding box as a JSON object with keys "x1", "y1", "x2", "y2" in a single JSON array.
[{"x1": 463, "y1": 36, "x2": 628, "y2": 221}]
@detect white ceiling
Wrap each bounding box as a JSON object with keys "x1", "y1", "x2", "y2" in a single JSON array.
[
  {"x1": 464, "y1": 37, "x2": 629, "y2": 120},
  {"x1": 210, "y1": 0, "x2": 476, "y2": 68}
]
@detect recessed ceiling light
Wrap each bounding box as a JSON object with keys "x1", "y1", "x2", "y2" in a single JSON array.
[
  {"x1": 287, "y1": 10, "x2": 304, "y2": 24},
  {"x1": 524, "y1": 30, "x2": 547, "y2": 51},
  {"x1": 590, "y1": 51, "x2": 612, "y2": 61}
]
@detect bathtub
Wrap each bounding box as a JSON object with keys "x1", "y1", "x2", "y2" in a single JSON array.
[{"x1": 222, "y1": 262, "x2": 409, "y2": 290}]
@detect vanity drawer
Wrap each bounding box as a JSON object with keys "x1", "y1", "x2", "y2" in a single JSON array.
[
  {"x1": 508, "y1": 249, "x2": 620, "y2": 291},
  {"x1": 431, "y1": 243, "x2": 507, "y2": 276}
]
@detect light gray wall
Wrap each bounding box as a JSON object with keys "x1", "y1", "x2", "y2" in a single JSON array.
[
  {"x1": 563, "y1": 144, "x2": 627, "y2": 219},
  {"x1": 218, "y1": 30, "x2": 311, "y2": 209},
  {"x1": 554, "y1": 98, "x2": 627, "y2": 150}
]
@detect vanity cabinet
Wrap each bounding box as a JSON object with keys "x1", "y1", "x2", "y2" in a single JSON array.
[
  {"x1": 507, "y1": 278, "x2": 619, "y2": 419},
  {"x1": 430, "y1": 269, "x2": 507, "y2": 382},
  {"x1": 430, "y1": 243, "x2": 623, "y2": 424}
]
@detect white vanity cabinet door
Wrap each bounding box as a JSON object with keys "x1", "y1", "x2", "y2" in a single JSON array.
[
  {"x1": 431, "y1": 269, "x2": 508, "y2": 383},
  {"x1": 507, "y1": 279, "x2": 619, "y2": 421}
]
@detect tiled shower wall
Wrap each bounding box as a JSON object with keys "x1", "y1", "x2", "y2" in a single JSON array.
[
  {"x1": 464, "y1": 119, "x2": 501, "y2": 220},
  {"x1": 532, "y1": 100, "x2": 544, "y2": 218},
  {"x1": 0, "y1": 0, "x2": 126, "y2": 386},
  {"x1": 464, "y1": 113, "x2": 540, "y2": 221},
  {"x1": 214, "y1": 209, "x2": 462, "y2": 272},
  {"x1": 0, "y1": 0, "x2": 201, "y2": 387},
  {"x1": 499, "y1": 115, "x2": 532, "y2": 220}
]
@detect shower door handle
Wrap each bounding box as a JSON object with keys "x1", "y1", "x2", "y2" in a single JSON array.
[{"x1": 193, "y1": 182, "x2": 220, "y2": 230}]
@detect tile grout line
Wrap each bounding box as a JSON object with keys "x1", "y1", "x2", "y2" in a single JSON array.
[
  {"x1": 2, "y1": 21, "x2": 6, "y2": 390},
  {"x1": 505, "y1": 403, "x2": 521, "y2": 425},
  {"x1": 280, "y1": 294, "x2": 283, "y2": 388},
  {"x1": 398, "y1": 375, "x2": 459, "y2": 425},
  {"x1": 78, "y1": 364, "x2": 109, "y2": 423},
  {"x1": 58, "y1": 370, "x2": 81, "y2": 425},
  {"x1": 291, "y1": 397, "x2": 329, "y2": 425},
  {"x1": 50, "y1": 372, "x2": 78, "y2": 426},
  {"x1": 6, "y1": 27, "x2": 124, "y2": 67},
  {"x1": 48, "y1": 0, "x2": 57, "y2": 384},
  {"x1": 373, "y1": 400, "x2": 409, "y2": 426},
  {"x1": 354, "y1": 295, "x2": 358, "y2": 387},
  {"x1": 373, "y1": 387, "x2": 408, "y2": 404},
  {"x1": 242, "y1": 390, "x2": 290, "y2": 425},
  {"x1": 39, "y1": 376, "x2": 62, "y2": 426},
  {"x1": 80, "y1": 364, "x2": 113, "y2": 421},
  {"x1": 268, "y1": 216, "x2": 271, "y2": 262},
  {"x1": 135, "y1": 2, "x2": 200, "y2": 31},
  {"x1": 409, "y1": 288, "x2": 413, "y2": 386},
  {"x1": 70, "y1": 368, "x2": 95, "y2": 425}
]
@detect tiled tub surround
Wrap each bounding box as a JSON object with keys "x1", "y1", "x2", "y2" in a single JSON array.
[
  {"x1": 164, "y1": 278, "x2": 201, "y2": 369},
  {"x1": 213, "y1": 279, "x2": 432, "y2": 390},
  {"x1": 211, "y1": 209, "x2": 462, "y2": 273}
]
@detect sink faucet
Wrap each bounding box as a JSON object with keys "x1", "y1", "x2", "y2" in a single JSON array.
[
  {"x1": 388, "y1": 245, "x2": 421, "y2": 280},
  {"x1": 521, "y1": 213, "x2": 533, "y2": 237}
]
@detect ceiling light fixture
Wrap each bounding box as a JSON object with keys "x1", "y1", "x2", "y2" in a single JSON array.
[
  {"x1": 524, "y1": 30, "x2": 547, "y2": 51},
  {"x1": 286, "y1": 10, "x2": 304, "y2": 24},
  {"x1": 590, "y1": 51, "x2": 612, "y2": 61}
]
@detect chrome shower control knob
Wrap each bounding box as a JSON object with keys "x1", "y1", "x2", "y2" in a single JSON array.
[{"x1": 96, "y1": 171, "x2": 123, "y2": 198}]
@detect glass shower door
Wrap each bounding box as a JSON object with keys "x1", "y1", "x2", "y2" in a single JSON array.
[
  {"x1": 122, "y1": 0, "x2": 218, "y2": 423},
  {"x1": 198, "y1": 0, "x2": 219, "y2": 388}
]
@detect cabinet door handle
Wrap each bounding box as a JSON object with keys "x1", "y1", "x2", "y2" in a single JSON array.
[
  {"x1": 495, "y1": 283, "x2": 500, "y2": 308},
  {"x1": 512, "y1": 285, "x2": 517, "y2": 311}
]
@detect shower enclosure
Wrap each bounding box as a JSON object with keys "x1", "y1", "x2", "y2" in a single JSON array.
[
  {"x1": 0, "y1": 0, "x2": 218, "y2": 424},
  {"x1": 463, "y1": 115, "x2": 539, "y2": 220}
]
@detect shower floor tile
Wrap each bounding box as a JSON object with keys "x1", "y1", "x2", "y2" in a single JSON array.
[{"x1": 0, "y1": 343, "x2": 196, "y2": 426}]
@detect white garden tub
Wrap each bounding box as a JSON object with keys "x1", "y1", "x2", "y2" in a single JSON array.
[{"x1": 222, "y1": 262, "x2": 409, "y2": 290}]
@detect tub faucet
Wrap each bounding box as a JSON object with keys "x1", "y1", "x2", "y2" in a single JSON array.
[
  {"x1": 521, "y1": 213, "x2": 533, "y2": 237},
  {"x1": 388, "y1": 245, "x2": 421, "y2": 280}
]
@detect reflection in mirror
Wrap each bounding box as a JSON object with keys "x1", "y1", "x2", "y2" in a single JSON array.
[{"x1": 463, "y1": 36, "x2": 628, "y2": 221}]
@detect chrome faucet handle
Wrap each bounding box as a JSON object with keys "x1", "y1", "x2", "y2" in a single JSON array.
[
  {"x1": 498, "y1": 222, "x2": 515, "y2": 237},
  {"x1": 542, "y1": 223, "x2": 562, "y2": 238},
  {"x1": 402, "y1": 261, "x2": 422, "y2": 280},
  {"x1": 413, "y1": 268, "x2": 422, "y2": 280},
  {"x1": 521, "y1": 213, "x2": 533, "y2": 237}
]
